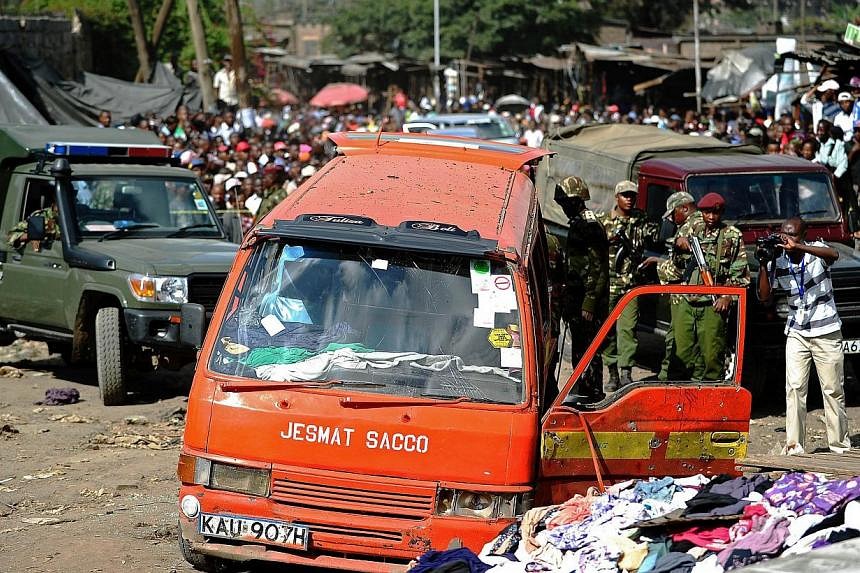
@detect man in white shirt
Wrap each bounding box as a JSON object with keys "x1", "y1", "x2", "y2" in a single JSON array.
[
  {"x1": 522, "y1": 120, "x2": 543, "y2": 148},
  {"x1": 833, "y1": 92, "x2": 855, "y2": 142},
  {"x1": 213, "y1": 55, "x2": 238, "y2": 110},
  {"x1": 801, "y1": 78, "x2": 840, "y2": 133},
  {"x1": 757, "y1": 217, "x2": 851, "y2": 456}
]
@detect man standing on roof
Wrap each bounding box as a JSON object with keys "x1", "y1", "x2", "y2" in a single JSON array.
[
  {"x1": 598, "y1": 180, "x2": 660, "y2": 391},
  {"x1": 553, "y1": 176, "x2": 608, "y2": 402},
  {"x1": 672, "y1": 192, "x2": 750, "y2": 380},
  {"x1": 656, "y1": 192, "x2": 702, "y2": 381}
]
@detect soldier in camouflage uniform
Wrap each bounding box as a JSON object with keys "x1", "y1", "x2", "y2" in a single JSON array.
[
  {"x1": 7, "y1": 200, "x2": 61, "y2": 252},
  {"x1": 253, "y1": 165, "x2": 288, "y2": 224},
  {"x1": 597, "y1": 180, "x2": 660, "y2": 390},
  {"x1": 664, "y1": 192, "x2": 750, "y2": 380},
  {"x1": 553, "y1": 176, "x2": 609, "y2": 401},
  {"x1": 656, "y1": 191, "x2": 703, "y2": 381}
]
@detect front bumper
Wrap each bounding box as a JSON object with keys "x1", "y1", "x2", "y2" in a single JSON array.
[
  {"x1": 177, "y1": 484, "x2": 513, "y2": 573},
  {"x1": 123, "y1": 308, "x2": 194, "y2": 349}
]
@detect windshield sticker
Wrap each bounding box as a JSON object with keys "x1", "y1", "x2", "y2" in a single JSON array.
[
  {"x1": 220, "y1": 337, "x2": 250, "y2": 355},
  {"x1": 260, "y1": 314, "x2": 286, "y2": 336},
  {"x1": 500, "y1": 347, "x2": 522, "y2": 369},
  {"x1": 508, "y1": 324, "x2": 521, "y2": 348},
  {"x1": 371, "y1": 258, "x2": 389, "y2": 270},
  {"x1": 282, "y1": 246, "x2": 305, "y2": 261},
  {"x1": 478, "y1": 289, "x2": 516, "y2": 313},
  {"x1": 192, "y1": 190, "x2": 208, "y2": 211},
  {"x1": 470, "y1": 260, "x2": 492, "y2": 293},
  {"x1": 473, "y1": 306, "x2": 495, "y2": 328},
  {"x1": 488, "y1": 328, "x2": 513, "y2": 348}
]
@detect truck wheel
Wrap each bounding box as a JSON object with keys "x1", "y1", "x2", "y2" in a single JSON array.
[
  {"x1": 178, "y1": 527, "x2": 235, "y2": 572},
  {"x1": 95, "y1": 307, "x2": 128, "y2": 406}
]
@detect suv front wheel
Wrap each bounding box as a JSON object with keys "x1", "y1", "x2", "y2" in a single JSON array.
[{"x1": 95, "y1": 307, "x2": 128, "y2": 406}]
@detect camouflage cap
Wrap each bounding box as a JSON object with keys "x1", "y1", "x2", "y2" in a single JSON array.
[
  {"x1": 557, "y1": 176, "x2": 590, "y2": 200},
  {"x1": 662, "y1": 191, "x2": 695, "y2": 220},
  {"x1": 614, "y1": 180, "x2": 638, "y2": 195}
]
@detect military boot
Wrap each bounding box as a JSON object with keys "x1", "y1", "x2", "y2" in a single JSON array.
[
  {"x1": 606, "y1": 368, "x2": 619, "y2": 393},
  {"x1": 619, "y1": 368, "x2": 633, "y2": 388}
]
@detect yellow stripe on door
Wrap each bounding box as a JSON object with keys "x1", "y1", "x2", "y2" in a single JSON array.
[
  {"x1": 542, "y1": 431, "x2": 655, "y2": 459},
  {"x1": 542, "y1": 431, "x2": 748, "y2": 460},
  {"x1": 665, "y1": 431, "x2": 748, "y2": 460}
]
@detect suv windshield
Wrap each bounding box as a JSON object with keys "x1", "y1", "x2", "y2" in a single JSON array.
[
  {"x1": 687, "y1": 172, "x2": 838, "y2": 222},
  {"x1": 71, "y1": 177, "x2": 221, "y2": 238},
  {"x1": 209, "y1": 241, "x2": 524, "y2": 404}
]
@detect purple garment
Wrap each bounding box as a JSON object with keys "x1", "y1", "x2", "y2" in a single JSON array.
[
  {"x1": 765, "y1": 472, "x2": 860, "y2": 515},
  {"x1": 709, "y1": 474, "x2": 772, "y2": 499},
  {"x1": 409, "y1": 548, "x2": 492, "y2": 573},
  {"x1": 717, "y1": 517, "x2": 789, "y2": 569}
]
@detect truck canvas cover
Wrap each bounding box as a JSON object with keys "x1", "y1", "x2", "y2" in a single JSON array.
[{"x1": 536, "y1": 124, "x2": 760, "y2": 226}]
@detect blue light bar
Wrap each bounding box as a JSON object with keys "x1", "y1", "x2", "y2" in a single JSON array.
[{"x1": 44, "y1": 142, "x2": 171, "y2": 159}]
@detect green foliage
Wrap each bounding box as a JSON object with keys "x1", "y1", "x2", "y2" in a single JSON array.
[
  {"x1": 325, "y1": 0, "x2": 600, "y2": 60},
  {"x1": 18, "y1": 0, "x2": 232, "y2": 80}
]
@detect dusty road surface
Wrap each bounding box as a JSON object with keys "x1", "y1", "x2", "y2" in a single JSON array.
[{"x1": 1, "y1": 340, "x2": 859, "y2": 573}]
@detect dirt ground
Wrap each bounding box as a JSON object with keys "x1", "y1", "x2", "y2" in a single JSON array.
[{"x1": 1, "y1": 340, "x2": 859, "y2": 573}]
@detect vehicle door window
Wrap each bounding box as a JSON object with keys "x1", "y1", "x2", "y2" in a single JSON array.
[
  {"x1": 21, "y1": 179, "x2": 55, "y2": 220},
  {"x1": 556, "y1": 288, "x2": 743, "y2": 410},
  {"x1": 645, "y1": 183, "x2": 674, "y2": 222}
]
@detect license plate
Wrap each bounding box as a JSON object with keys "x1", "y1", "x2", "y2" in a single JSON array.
[
  {"x1": 199, "y1": 513, "x2": 309, "y2": 550},
  {"x1": 841, "y1": 339, "x2": 860, "y2": 354}
]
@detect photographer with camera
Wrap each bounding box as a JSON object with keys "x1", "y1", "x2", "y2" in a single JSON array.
[{"x1": 757, "y1": 217, "x2": 851, "y2": 456}]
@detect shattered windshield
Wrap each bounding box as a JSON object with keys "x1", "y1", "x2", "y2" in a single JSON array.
[
  {"x1": 209, "y1": 241, "x2": 525, "y2": 404},
  {"x1": 71, "y1": 176, "x2": 221, "y2": 238},
  {"x1": 687, "y1": 173, "x2": 839, "y2": 222}
]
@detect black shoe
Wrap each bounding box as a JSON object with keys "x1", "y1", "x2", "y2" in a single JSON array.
[
  {"x1": 619, "y1": 368, "x2": 632, "y2": 387},
  {"x1": 606, "y1": 369, "x2": 619, "y2": 392}
]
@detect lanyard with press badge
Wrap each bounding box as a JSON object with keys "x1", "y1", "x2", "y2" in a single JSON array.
[{"x1": 788, "y1": 256, "x2": 806, "y2": 302}]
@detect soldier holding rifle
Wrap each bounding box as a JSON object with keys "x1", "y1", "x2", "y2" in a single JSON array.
[{"x1": 670, "y1": 192, "x2": 750, "y2": 380}]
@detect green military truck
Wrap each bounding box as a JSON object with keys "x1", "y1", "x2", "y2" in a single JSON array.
[{"x1": 0, "y1": 126, "x2": 238, "y2": 405}]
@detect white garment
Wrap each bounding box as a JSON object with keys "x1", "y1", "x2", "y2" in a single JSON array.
[
  {"x1": 244, "y1": 193, "x2": 262, "y2": 215},
  {"x1": 833, "y1": 110, "x2": 855, "y2": 142},
  {"x1": 255, "y1": 349, "x2": 516, "y2": 383},
  {"x1": 523, "y1": 129, "x2": 543, "y2": 148},
  {"x1": 213, "y1": 68, "x2": 238, "y2": 105}
]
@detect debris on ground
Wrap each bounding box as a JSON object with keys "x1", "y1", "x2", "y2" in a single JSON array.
[
  {"x1": 0, "y1": 366, "x2": 23, "y2": 378},
  {"x1": 50, "y1": 413, "x2": 94, "y2": 423},
  {"x1": 1, "y1": 423, "x2": 19, "y2": 438},
  {"x1": 36, "y1": 387, "x2": 80, "y2": 405},
  {"x1": 124, "y1": 415, "x2": 148, "y2": 425}
]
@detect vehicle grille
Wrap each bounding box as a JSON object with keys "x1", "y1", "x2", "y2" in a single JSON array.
[
  {"x1": 270, "y1": 469, "x2": 436, "y2": 521},
  {"x1": 187, "y1": 274, "x2": 227, "y2": 312}
]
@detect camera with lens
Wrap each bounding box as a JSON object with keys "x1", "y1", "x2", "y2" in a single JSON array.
[{"x1": 755, "y1": 233, "x2": 785, "y2": 263}]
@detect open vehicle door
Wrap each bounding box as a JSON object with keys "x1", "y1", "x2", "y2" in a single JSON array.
[{"x1": 538, "y1": 284, "x2": 751, "y2": 504}]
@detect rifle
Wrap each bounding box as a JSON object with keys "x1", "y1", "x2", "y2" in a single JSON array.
[{"x1": 689, "y1": 236, "x2": 718, "y2": 303}]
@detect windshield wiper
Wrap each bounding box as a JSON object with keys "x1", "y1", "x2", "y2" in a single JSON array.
[
  {"x1": 166, "y1": 223, "x2": 218, "y2": 237},
  {"x1": 339, "y1": 394, "x2": 473, "y2": 408},
  {"x1": 219, "y1": 380, "x2": 385, "y2": 392},
  {"x1": 98, "y1": 223, "x2": 160, "y2": 242},
  {"x1": 799, "y1": 210, "x2": 831, "y2": 217}
]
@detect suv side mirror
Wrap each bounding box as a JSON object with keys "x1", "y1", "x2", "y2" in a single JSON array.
[
  {"x1": 27, "y1": 215, "x2": 46, "y2": 242},
  {"x1": 180, "y1": 303, "x2": 206, "y2": 349}
]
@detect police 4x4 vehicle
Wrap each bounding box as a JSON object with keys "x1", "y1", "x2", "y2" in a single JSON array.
[{"x1": 0, "y1": 126, "x2": 237, "y2": 405}]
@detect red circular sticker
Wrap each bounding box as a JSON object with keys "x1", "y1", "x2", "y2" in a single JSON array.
[{"x1": 493, "y1": 276, "x2": 511, "y2": 290}]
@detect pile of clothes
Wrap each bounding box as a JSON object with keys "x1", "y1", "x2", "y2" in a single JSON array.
[{"x1": 409, "y1": 472, "x2": 860, "y2": 573}]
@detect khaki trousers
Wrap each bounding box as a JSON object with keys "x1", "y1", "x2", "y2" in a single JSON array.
[{"x1": 785, "y1": 330, "x2": 851, "y2": 453}]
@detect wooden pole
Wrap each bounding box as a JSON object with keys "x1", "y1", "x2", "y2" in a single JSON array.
[
  {"x1": 224, "y1": 0, "x2": 251, "y2": 109},
  {"x1": 133, "y1": 0, "x2": 175, "y2": 83},
  {"x1": 127, "y1": 0, "x2": 152, "y2": 83},
  {"x1": 186, "y1": 0, "x2": 216, "y2": 112}
]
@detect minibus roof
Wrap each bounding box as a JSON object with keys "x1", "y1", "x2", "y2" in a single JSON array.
[{"x1": 264, "y1": 132, "x2": 551, "y2": 257}]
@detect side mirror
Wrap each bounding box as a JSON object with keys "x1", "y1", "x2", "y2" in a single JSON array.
[
  {"x1": 180, "y1": 303, "x2": 206, "y2": 349},
  {"x1": 27, "y1": 215, "x2": 46, "y2": 242}
]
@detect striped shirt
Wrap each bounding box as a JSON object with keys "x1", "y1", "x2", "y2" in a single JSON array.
[{"x1": 768, "y1": 241, "x2": 841, "y2": 337}]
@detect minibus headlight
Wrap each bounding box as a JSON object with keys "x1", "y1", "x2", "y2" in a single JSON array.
[
  {"x1": 210, "y1": 463, "x2": 270, "y2": 497},
  {"x1": 177, "y1": 454, "x2": 269, "y2": 497},
  {"x1": 128, "y1": 274, "x2": 188, "y2": 303},
  {"x1": 436, "y1": 488, "x2": 531, "y2": 519}
]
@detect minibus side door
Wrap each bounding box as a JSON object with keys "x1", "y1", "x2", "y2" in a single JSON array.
[{"x1": 537, "y1": 285, "x2": 752, "y2": 504}]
